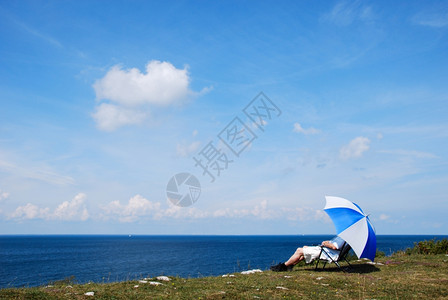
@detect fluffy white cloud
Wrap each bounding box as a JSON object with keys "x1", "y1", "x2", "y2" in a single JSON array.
[
  {"x1": 93, "y1": 61, "x2": 191, "y2": 106},
  {"x1": 53, "y1": 193, "x2": 89, "y2": 221},
  {"x1": 293, "y1": 123, "x2": 320, "y2": 135},
  {"x1": 99, "y1": 197, "x2": 317, "y2": 222},
  {"x1": 10, "y1": 203, "x2": 50, "y2": 220},
  {"x1": 340, "y1": 136, "x2": 371, "y2": 160},
  {"x1": 102, "y1": 194, "x2": 161, "y2": 222},
  {"x1": 92, "y1": 103, "x2": 147, "y2": 131},
  {"x1": 9, "y1": 193, "x2": 89, "y2": 221},
  {"x1": 179, "y1": 201, "x2": 324, "y2": 221},
  {"x1": 102, "y1": 196, "x2": 210, "y2": 221},
  {"x1": 249, "y1": 200, "x2": 277, "y2": 219},
  {"x1": 92, "y1": 60, "x2": 208, "y2": 131}
]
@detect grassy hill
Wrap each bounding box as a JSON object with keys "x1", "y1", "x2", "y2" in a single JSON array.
[{"x1": 1, "y1": 251, "x2": 447, "y2": 299}]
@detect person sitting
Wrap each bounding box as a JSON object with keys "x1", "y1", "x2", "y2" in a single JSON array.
[{"x1": 270, "y1": 236, "x2": 346, "y2": 272}]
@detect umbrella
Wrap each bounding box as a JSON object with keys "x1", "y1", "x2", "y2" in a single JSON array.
[{"x1": 324, "y1": 196, "x2": 377, "y2": 261}]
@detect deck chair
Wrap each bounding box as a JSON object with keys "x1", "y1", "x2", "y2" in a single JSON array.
[{"x1": 314, "y1": 242, "x2": 352, "y2": 272}]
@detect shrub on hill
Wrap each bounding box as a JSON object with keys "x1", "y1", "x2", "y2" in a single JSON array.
[{"x1": 405, "y1": 238, "x2": 448, "y2": 255}]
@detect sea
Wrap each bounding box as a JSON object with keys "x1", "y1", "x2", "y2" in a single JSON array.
[{"x1": 1, "y1": 235, "x2": 447, "y2": 288}]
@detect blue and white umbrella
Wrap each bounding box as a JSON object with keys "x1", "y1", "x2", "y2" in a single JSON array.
[{"x1": 324, "y1": 196, "x2": 377, "y2": 261}]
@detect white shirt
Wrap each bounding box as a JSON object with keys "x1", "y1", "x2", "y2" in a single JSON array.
[{"x1": 320, "y1": 236, "x2": 346, "y2": 261}]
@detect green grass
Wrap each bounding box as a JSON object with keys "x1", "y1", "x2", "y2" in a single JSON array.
[{"x1": 2, "y1": 253, "x2": 448, "y2": 299}]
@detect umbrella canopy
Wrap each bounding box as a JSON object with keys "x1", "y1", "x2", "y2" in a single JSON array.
[{"x1": 324, "y1": 196, "x2": 377, "y2": 261}]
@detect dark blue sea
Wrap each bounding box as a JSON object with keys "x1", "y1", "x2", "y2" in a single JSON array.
[{"x1": 1, "y1": 235, "x2": 447, "y2": 288}]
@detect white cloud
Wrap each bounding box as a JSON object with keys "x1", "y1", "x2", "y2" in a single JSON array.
[
  {"x1": 209, "y1": 202, "x2": 327, "y2": 221},
  {"x1": 293, "y1": 123, "x2": 321, "y2": 135},
  {"x1": 53, "y1": 193, "x2": 89, "y2": 221},
  {"x1": 379, "y1": 214, "x2": 390, "y2": 221},
  {"x1": 0, "y1": 189, "x2": 9, "y2": 201},
  {"x1": 10, "y1": 203, "x2": 50, "y2": 220},
  {"x1": 101, "y1": 195, "x2": 212, "y2": 222},
  {"x1": 281, "y1": 207, "x2": 330, "y2": 222},
  {"x1": 413, "y1": 12, "x2": 448, "y2": 28},
  {"x1": 92, "y1": 103, "x2": 147, "y2": 131},
  {"x1": 92, "y1": 60, "x2": 210, "y2": 131},
  {"x1": 211, "y1": 200, "x2": 279, "y2": 220},
  {"x1": 8, "y1": 193, "x2": 89, "y2": 221},
  {"x1": 176, "y1": 141, "x2": 201, "y2": 157},
  {"x1": 5, "y1": 193, "x2": 370, "y2": 224},
  {"x1": 102, "y1": 194, "x2": 161, "y2": 222},
  {"x1": 340, "y1": 136, "x2": 371, "y2": 160},
  {"x1": 250, "y1": 200, "x2": 276, "y2": 219},
  {"x1": 159, "y1": 205, "x2": 210, "y2": 219},
  {"x1": 378, "y1": 149, "x2": 437, "y2": 159},
  {"x1": 321, "y1": 0, "x2": 375, "y2": 26},
  {"x1": 0, "y1": 158, "x2": 75, "y2": 186},
  {"x1": 93, "y1": 61, "x2": 192, "y2": 107},
  {"x1": 10, "y1": 15, "x2": 63, "y2": 48},
  {"x1": 100, "y1": 197, "x2": 310, "y2": 222},
  {"x1": 377, "y1": 213, "x2": 399, "y2": 224}
]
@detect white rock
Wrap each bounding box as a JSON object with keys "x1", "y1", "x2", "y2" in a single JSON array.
[
  {"x1": 316, "y1": 277, "x2": 324, "y2": 280},
  {"x1": 241, "y1": 269, "x2": 263, "y2": 275},
  {"x1": 149, "y1": 281, "x2": 163, "y2": 285},
  {"x1": 222, "y1": 274, "x2": 228, "y2": 277},
  {"x1": 134, "y1": 285, "x2": 139, "y2": 288},
  {"x1": 276, "y1": 286, "x2": 289, "y2": 290},
  {"x1": 156, "y1": 276, "x2": 171, "y2": 281},
  {"x1": 84, "y1": 291, "x2": 94, "y2": 296},
  {"x1": 139, "y1": 280, "x2": 148, "y2": 283},
  {"x1": 284, "y1": 275, "x2": 292, "y2": 278}
]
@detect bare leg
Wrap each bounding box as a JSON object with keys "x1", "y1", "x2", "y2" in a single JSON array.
[{"x1": 285, "y1": 246, "x2": 306, "y2": 266}]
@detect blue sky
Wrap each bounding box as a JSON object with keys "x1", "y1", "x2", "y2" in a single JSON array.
[{"x1": 0, "y1": 0, "x2": 447, "y2": 235}]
